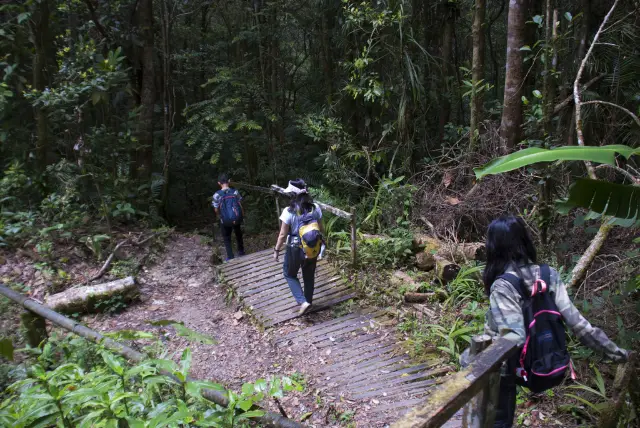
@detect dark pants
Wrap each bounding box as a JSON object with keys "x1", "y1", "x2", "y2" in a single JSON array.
[
  {"x1": 283, "y1": 250, "x2": 317, "y2": 304},
  {"x1": 494, "y1": 375, "x2": 517, "y2": 428},
  {"x1": 221, "y1": 224, "x2": 245, "y2": 260}
]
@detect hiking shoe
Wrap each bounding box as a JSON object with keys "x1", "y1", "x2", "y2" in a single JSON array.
[{"x1": 299, "y1": 302, "x2": 311, "y2": 316}]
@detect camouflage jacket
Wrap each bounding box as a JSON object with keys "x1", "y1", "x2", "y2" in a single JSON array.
[{"x1": 484, "y1": 263, "x2": 627, "y2": 363}]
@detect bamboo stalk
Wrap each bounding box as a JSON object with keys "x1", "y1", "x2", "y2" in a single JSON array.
[{"x1": 0, "y1": 284, "x2": 302, "y2": 428}]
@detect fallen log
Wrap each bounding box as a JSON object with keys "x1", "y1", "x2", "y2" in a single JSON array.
[
  {"x1": 404, "y1": 292, "x2": 434, "y2": 303},
  {"x1": 390, "y1": 270, "x2": 420, "y2": 289},
  {"x1": 413, "y1": 234, "x2": 486, "y2": 264},
  {"x1": 416, "y1": 251, "x2": 436, "y2": 271},
  {"x1": 46, "y1": 276, "x2": 138, "y2": 314},
  {"x1": 435, "y1": 255, "x2": 460, "y2": 284}
]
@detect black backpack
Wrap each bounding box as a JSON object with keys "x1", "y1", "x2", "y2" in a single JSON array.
[
  {"x1": 217, "y1": 189, "x2": 243, "y2": 227},
  {"x1": 499, "y1": 264, "x2": 574, "y2": 393}
]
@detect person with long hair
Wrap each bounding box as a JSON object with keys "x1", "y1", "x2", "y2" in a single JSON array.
[
  {"x1": 483, "y1": 215, "x2": 628, "y2": 427},
  {"x1": 273, "y1": 179, "x2": 323, "y2": 315}
]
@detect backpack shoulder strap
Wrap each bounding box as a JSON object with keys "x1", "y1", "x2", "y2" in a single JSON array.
[
  {"x1": 497, "y1": 272, "x2": 528, "y2": 300},
  {"x1": 539, "y1": 264, "x2": 551, "y2": 287}
]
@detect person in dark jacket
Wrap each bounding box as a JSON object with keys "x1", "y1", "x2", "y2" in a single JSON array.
[{"x1": 212, "y1": 173, "x2": 245, "y2": 261}]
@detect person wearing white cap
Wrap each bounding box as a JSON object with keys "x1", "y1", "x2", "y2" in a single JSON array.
[{"x1": 273, "y1": 179, "x2": 323, "y2": 316}]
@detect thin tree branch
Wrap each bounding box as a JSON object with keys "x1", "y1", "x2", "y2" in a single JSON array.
[
  {"x1": 567, "y1": 0, "x2": 622, "y2": 289},
  {"x1": 89, "y1": 239, "x2": 130, "y2": 282},
  {"x1": 581, "y1": 100, "x2": 640, "y2": 128},
  {"x1": 553, "y1": 75, "x2": 605, "y2": 114},
  {"x1": 82, "y1": 0, "x2": 110, "y2": 40},
  {"x1": 595, "y1": 164, "x2": 640, "y2": 185},
  {"x1": 573, "y1": 0, "x2": 620, "y2": 180}
]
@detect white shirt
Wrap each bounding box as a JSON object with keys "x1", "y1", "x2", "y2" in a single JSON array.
[{"x1": 279, "y1": 204, "x2": 322, "y2": 235}]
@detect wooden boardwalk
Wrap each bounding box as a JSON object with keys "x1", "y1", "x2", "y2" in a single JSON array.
[
  {"x1": 219, "y1": 250, "x2": 454, "y2": 421},
  {"x1": 219, "y1": 249, "x2": 356, "y2": 326},
  {"x1": 276, "y1": 310, "x2": 451, "y2": 417}
]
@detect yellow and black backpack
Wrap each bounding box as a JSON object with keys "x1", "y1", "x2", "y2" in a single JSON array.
[{"x1": 298, "y1": 212, "x2": 323, "y2": 259}]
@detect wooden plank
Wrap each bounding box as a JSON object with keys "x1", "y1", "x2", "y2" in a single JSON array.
[
  {"x1": 247, "y1": 277, "x2": 345, "y2": 309},
  {"x1": 222, "y1": 257, "x2": 279, "y2": 277},
  {"x1": 221, "y1": 249, "x2": 272, "y2": 270},
  {"x1": 275, "y1": 312, "x2": 371, "y2": 343},
  {"x1": 390, "y1": 337, "x2": 518, "y2": 428},
  {"x1": 278, "y1": 313, "x2": 379, "y2": 345},
  {"x1": 350, "y1": 366, "x2": 454, "y2": 395},
  {"x1": 373, "y1": 398, "x2": 427, "y2": 414},
  {"x1": 305, "y1": 321, "x2": 382, "y2": 347},
  {"x1": 262, "y1": 285, "x2": 352, "y2": 316},
  {"x1": 264, "y1": 294, "x2": 357, "y2": 326},
  {"x1": 343, "y1": 364, "x2": 424, "y2": 389},
  {"x1": 315, "y1": 330, "x2": 378, "y2": 349},
  {"x1": 238, "y1": 266, "x2": 334, "y2": 294},
  {"x1": 348, "y1": 363, "x2": 446, "y2": 389},
  {"x1": 326, "y1": 355, "x2": 411, "y2": 382},
  {"x1": 224, "y1": 263, "x2": 284, "y2": 282},
  {"x1": 322, "y1": 345, "x2": 399, "y2": 374},
  {"x1": 352, "y1": 377, "x2": 443, "y2": 400}
]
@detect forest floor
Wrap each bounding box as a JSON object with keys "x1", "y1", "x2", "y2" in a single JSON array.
[
  {"x1": 2, "y1": 228, "x2": 624, "y2": 428},
  {"x1": 79, "y1": 232, "x2": 418, "y2": 427}
]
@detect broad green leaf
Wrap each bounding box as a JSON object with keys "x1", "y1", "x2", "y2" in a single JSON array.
[
  {"x1": 101, "y1": 351, "x2": 124, "y2": 376},
  {"x1": 143, "y1": 375, "x2": 179, "y2": 386},
  {"x1": 104, "y1": 330, "x2": 155, "y2": 340},
  {"x1": 556, "y1": 179, "x2": 640, "y2": 220},
  {"x1": 235, "y1": 410, "x2": 265, "y2": 421},
  {"x1": 533, "y1": 89, "x2": 542, "y2": 99},
  {"x1": 0, "y1": 337, "x2": 13, "y2": 361},
  {"x1": 565, "y1": 12, "x2": 573, "y2": 22},
  {"x1": 237, "y1": 399, "x2": 254, "y2": 411},
  {"x1": 179, "y1": 348, "x2": 191, "y2": 380},
  {"x1": 474, "y1": 145, "x2": 640, "y2": 179}
]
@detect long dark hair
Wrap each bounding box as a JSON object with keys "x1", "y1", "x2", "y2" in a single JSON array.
[
  {"x1": 483, "y1": 215, "x2": 537, "y2": 295},
  {"x1": 287, "y1": 179, "x2": 314, "y2": 215}
]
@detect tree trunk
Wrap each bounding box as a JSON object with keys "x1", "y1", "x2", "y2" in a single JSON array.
[
  {"x1": 30, "y1": 0, "x2": 51, "y2": 173},
  {"x1": 542, "y1": 2, "x2": 556, "y2": 138},
  {"x1": 499, "y1": 0, "x2": 527, "y2": 152},
  {"x1": 470, "y1": 0, "x2": 486, "y2": 150},
  {"x1": 136, "y1": 0, "x2": 155, "y2": 181},
  {"x1": 438, "y1": 4, "x2": 455, "y2": 144},
  {"x1": 487, "y1": 0, "x2": 506, "y2": 101},
  {"x1": 160, "y1": 0, "x2": 173, "y2": 218}
]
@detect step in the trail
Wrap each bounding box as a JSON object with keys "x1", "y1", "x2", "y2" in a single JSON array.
[
  {"x1": 219, "y1": 249, "x2": 356, "y2": 326},
  {"x1": 275, "y1": 312, "x2": 453, "y2": 418}
]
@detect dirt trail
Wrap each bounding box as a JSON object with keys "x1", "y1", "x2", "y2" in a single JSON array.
[{"x1": 85, "y1": 233, "x2": 385, "y2": 427}]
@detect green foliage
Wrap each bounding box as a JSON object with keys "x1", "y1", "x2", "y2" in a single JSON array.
[
  {"x1": 425, "y1": 320, "x2": 481, "y2": 362},
  {"x1": 94, "y1": 294, "x2": 129, "y2": 315},
  {"x1": 147, "y1": 320, "x2": 217, "y2": 345},
  {"x1": 474, "y1": 145, "x2": 639, "y2": 179},
  {"x1": 358, "y1": 229, "x2": 414, "y2": 267},
  {"x1": 560, "y1": 365, "x2": 636, "y2": 426},
  {"x1": 0, "y1": 331, "x2": 300, "y2": 428},
  {"x1": 79, "y1": 234, "x2": 110, "y2": 261},
  {"x1": 557, "y1": 179, "x2": 640, "y2": 224},
  {"x1": 440, "y1": 264, "x2": 485, "y2": 307}
]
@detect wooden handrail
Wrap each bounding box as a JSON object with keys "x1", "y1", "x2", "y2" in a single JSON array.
[
  {"x1": 392, "y1": 337, "x2": 518, "y2": 428},
  {"x1": 233, "y1": 182, "x2": 358, "y2": 265},
  {"x1": 0, "y1": 284, "x2": 303, "y2": 428},
  {"x1": 269, "y1": 185, "x2": 353, "y2": 220}
]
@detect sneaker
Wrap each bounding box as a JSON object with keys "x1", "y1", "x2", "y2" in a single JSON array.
[{"x1": 299, "y1": 302, "x2": 311, "y2": 316}]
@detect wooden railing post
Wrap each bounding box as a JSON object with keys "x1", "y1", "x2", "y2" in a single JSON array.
[
  {"x1": 350, "y1": 206, "x2": 357, "y2": 266},
  {"x1": 21, "y1": 310, "x2": 47, "y2": 348},
  {"x1": 462, "y1": 334, "x2": 500, "y2": 428}
]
